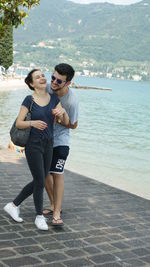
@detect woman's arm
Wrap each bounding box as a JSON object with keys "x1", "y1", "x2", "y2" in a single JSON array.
[
  {"x1": 16, "y1": 105, "x2": 48, "y2": 130},
  {"x1": 16, "y1": 106, "x2": 31, "y2": 129},
  {"x1": 52, "y1": 102, "x2": 69, "y2": 126}
]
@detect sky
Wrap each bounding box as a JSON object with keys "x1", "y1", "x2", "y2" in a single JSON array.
[{"x1": 68, "y1": 0, "x2": 142, "y2": 5}]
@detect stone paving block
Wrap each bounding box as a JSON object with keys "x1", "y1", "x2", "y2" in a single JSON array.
[
  {"x1": 0, "y1": 249, "x2": 16, "y2": 259},
  {"x1": 16, "y1": 222, "x2": 35, "y2": 230},
  {"x1": 0, "y1": 240, "x2": 16, "y2": 248},
  {"x1": 76, "y1": 231, "x2": 92, "y2": 239},
  {"x1": 141, "y1": 237, "x2": 150, "y2": 245},
  {"x1": 34, "y1": 235, "x2": 56, "y2": 244},
  {"x1": 137, "y1": 224, "x2": 150, "y2": 231},
  {"x1": 86, "y1": 229, "x2": 107, "y2": 237},
  {"x1": 118, "y1": 225, "x2": 136, "y2": 232},
  {"x1": 41, "y1": 241, "x2": 65, "y2": 251},
  {"x1": 0, "y1": 215, "x2": 6, "y2": 220},
  {"x1": 36, "y1": 264, "x2": 64, "y2": 267},
  {"x1": 14, "y1": 237, "x2": 38, "y2": 246},
  {"x1": 104, "y1": 214, "x2": 124, "y2": 221},
  {"x1": 4, "y1": 224, "x2": 24, "y2": 232},
  {"x1": 121, "y1": 258, "x2": 146, "y2": 266},
  {"x1": 0, "y1": 220, "x2": 10, "y2": 226},
  {"x1": 14, "y1": 245, "x2": 44, "y2": 255},
  {"x1": 82, "y1": 246, "x2": 101, "y2": 255},
  {"x1": 65, "y1": 248, "x2": 87, "y2": 258},
  {"x1": 63, "y1": 239, "x2": 88, "y2": 248},
  {"x1": 140, "y1": 255, "x2": 150, "y2": 264},
  {"x1": 97, "y1": 243, "x2": 118, "y2": 253},
  {"x1": 38, "y1": 252, "x2": 67, "y2": 263},
  {"x1": 113, "y1": 250, "x2": 137, "y2": 260},
  {"x1": 111, "y1": 241, "x2": 130, "y2": 249},
  {"x1": 104, "y1": 228, "x2": 122, "y2": 234},
  {"x1": 122, "y1": 231, "x2": 145, "y2": 239},
  {"x1": 49, "y1": 225, "x2": 71, "y2": 233},
  {"x1": 71, "y1": 223, "x2": 93, "y2": 231},
  {"x1": 90, "y1": 222, "x2": 108, "y2": 229},
  {"x1": 84, "y1": 236, "x2": 110, "y2": 245},
  {"x1": 63, "y1": 257, "x2": 93, "y2": 267},
  {"x1": 107, "y1": 234, "x2": 125, "y2": 241},
  {"x1": 3, "y1": 256, "x2": 41, "y2": 267},
  {"x1": 105, "y1": 219, "x2": 132, "y2": 228},
  {"x1": 89, "y1": 253, "x2": 117, "y2": 264},
  {"x1": 0, "y1": 232, "x2": 21, "y2": 240},
  {"x1": 96, "y1": 263, "x2": 122, "y2": 267},
  {"x1": 131, "y1": 248, "x2": 150, "y2": 256},
  {"x1": 123, "y1": 238, "x2": 146, "y2": 248},
  {"x1": 19, "y1": 230, "x2": 38, "y2": 237},
  {"x1": 52, "y1": 232, "x2": 85, "y2": 241}
]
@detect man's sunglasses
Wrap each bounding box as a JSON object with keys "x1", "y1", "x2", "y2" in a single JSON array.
[{"x1": 51, "y1": 74, "x2": 66, "y2": 85}]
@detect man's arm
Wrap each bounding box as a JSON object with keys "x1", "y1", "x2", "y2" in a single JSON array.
[
  {"x1": 68, "y1": 121, "x2": 78, "y2": 129},
  {"x1": 58, "y1": 120, "x2": 77, "y2": 129}
]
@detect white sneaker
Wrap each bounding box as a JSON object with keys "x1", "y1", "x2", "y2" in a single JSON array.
[
  {"x1": 35, "y1": 215, "x2": 48, "y2": 230},
  {"x1": 3, "y1": 202, "x2": 23, "y2": 223}
]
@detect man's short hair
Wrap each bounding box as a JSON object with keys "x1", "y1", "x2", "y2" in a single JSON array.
[{"x1": 55, "y1": 63, "x2": 75, "y2": 82}]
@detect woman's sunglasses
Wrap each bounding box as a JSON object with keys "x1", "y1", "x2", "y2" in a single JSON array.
[{"x1": 51, "y1": 74, "x2": 66, "y2": 85}]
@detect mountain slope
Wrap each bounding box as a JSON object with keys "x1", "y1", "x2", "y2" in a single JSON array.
[{"x1": 14, "y1": 0, "x2": 150, "y2": 79}]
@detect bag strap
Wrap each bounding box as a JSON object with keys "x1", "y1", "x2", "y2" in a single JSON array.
[{"x1": 29, "y1": 96, "x2": 34, "y2": 112}]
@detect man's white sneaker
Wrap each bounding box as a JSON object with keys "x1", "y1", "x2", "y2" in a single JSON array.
[
  {"x1": 3, "y1": 202, "x2": 23, "y2": 223},
  {"x1": 35, "y1": 215, "x2": 48, "y2": 230}
]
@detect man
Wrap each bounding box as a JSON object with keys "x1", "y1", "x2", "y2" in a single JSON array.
[{"x1": 45, "y1": 63, "x2": 78, "y2": 226}]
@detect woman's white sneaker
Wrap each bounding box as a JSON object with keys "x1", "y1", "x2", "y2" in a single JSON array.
[
  {"x1": 35, "y1": 215, "x2": 48, "y2": 230},
  {"x1": 3, "y1": 202, "x2": 23, "y2": 222}
]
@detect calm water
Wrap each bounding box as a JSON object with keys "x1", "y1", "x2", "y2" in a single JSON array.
[{"x1": 0, "y1": 77, "x2": 150, "y2": 199}]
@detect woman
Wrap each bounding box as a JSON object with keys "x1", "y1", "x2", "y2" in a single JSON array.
[{"x1": 4, "y1": 69, "x2": 69, "y2": 230}]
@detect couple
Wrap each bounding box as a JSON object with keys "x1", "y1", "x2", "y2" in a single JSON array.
[{"x1": 4, "y1": 63, "x2": 78, "y2": 230}]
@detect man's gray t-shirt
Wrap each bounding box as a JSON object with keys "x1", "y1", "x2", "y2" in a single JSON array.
[{"x1": 47, "y1": 84, "x2": 78, "y2": 147}]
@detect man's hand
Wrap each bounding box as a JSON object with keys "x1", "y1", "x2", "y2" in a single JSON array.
[{"x1": 52, "y1": 106, "x2": 65, "y2": 117}]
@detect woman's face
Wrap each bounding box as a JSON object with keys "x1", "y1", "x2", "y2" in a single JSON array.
[{"x1": 30, "y1": 70, "x2": 47, "y2": 90}]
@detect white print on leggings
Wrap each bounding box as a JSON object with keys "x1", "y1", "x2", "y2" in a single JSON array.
[{"x1": 56, "y1": 159, "x2": 65, "y2": 170}]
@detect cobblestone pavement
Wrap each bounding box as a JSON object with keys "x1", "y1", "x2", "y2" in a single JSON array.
[{"x1": 1, "y1": 148, "x2": 150, "y2": 267}]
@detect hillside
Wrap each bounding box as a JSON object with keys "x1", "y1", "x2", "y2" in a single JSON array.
[{"x1": 14, "y1": 0, "x2": 150, "y2": 80}]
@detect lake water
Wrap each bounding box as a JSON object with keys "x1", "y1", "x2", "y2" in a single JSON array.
[{"x1": 0, "y1": 76, "x2": 150, "y2": 199}]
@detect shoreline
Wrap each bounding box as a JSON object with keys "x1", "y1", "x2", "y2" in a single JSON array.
[
  {"x1": 65, "y1": 162, "x2": 150, "y2": 202},
  {"x1": 0, "y1": 78, "x2": 26, "y2": 91},
  {"x1": 1, "y1": 144, "x2": 150, "y2": 202},
  {"x1": 1, "y1": 76, "x2": 150, "y2": 93}
]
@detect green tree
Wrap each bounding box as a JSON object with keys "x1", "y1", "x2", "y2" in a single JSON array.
[
  {"x1": 0, "y1": 25, "x2": 13, "y2": 71},
  {"x1": 0, "y1": 0, "x2": 40, "y2": 38},
  {"x1": 0, "y1": 0, "x2": 40, "y2": 71}
]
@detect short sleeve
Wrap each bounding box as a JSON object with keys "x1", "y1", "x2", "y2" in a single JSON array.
[
  {"x1": 22, "y1": 95, "x2": 32, "y2": 110},
  {"x1": 69, "y1": 95, "x2": 78, "y2": 124}
]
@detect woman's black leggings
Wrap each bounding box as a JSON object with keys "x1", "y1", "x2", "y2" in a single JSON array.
[{"x1": 13, "y1": 136, "x2": 53, "y2": 215}]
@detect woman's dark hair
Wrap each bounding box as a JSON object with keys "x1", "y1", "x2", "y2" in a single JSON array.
[
  {"x1": 55, "y1": 63, "x2": 75, "y2": 82},
  {"x1": 24, "y1": 69, "x2": 40, "y2": 90}
]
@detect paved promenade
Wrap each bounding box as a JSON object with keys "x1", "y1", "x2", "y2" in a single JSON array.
[{"x1": 1, "y1": 148, "x2": 150, "y2": 267}]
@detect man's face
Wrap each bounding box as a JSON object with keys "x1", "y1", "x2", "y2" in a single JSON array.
[{"x1": 51, "y1": 71, "x2": 67, "y2": 92}]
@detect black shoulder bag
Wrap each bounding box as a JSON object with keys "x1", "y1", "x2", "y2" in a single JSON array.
[{"x1": 10, "y1": 96, "x2": 34, "y2": 147}]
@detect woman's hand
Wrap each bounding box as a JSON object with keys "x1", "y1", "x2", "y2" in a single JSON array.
[{"x1": 31, "y1": 120, "x2": 48, "y2": 130}]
